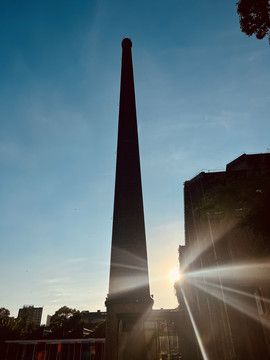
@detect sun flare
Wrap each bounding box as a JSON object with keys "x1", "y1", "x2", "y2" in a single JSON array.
[{"x1": 169, "y1": 267, "x2": 181, "y2": 284}]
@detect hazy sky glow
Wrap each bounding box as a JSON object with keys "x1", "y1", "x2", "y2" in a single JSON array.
[{"x1": 1, "y1": 0, "x2": 269, "y2": 323}]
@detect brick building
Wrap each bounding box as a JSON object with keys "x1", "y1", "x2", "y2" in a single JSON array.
[{"x1": 176, "y1": 153, "x2": 270, "y2": 359}]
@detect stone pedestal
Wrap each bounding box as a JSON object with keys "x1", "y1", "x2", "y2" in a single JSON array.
[{"x1": 105, "y1": 298, "x2": 153, "y2": 360}]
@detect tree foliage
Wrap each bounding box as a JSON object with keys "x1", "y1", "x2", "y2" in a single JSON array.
[
  {"x1": 49, "y1": 306, "x2": 83, "y2": 338},
  {"x1": 0, "y1": 308, "x2": 44, "y2": 341},
  {"x1": 0, "y1": 310, "x2": 45, "y2": 360},
  {"x1": 0, "y1": 308, "x2": 10, "y2": 318},
  {"x1": 0, "y1": 306, "x2": 104, "y2": 345},
  {"x1": 0, "y1": 316, "x2": 24, "y2": 339},
  {"x1": 0, "y1": 312, "x2": 23, "y2": 359},
  {"x1": 236, "y1": 0, "x2": 270, "y2": 43},
  {"x1": 50, "y1": 306, "x2": 76, "y2": 330}
]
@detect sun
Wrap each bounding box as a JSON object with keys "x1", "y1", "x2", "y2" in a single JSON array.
[{"x1": 169, "y1": 267, "x2": 182, "y2": 284}]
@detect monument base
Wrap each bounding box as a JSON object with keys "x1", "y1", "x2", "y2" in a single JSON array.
[{"x1": 105, "y1": 298, "x2": 154, "y2": 360}]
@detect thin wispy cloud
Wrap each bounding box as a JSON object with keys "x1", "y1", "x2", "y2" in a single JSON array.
[{"x1": 44, "y1": 278, "x2": 69, "y2": 284}]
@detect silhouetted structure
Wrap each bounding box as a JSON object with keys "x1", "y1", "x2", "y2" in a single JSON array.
[
  {"x1": 105, "y1": 38, "x2": 153, "y2": 360},
  {"x1": 176, "y1": 153, "x2": 270, "y2": 359},
  {"x1": 107, "y1": 38, "x2": 151, "y2": 304},
  {"x1": 18, "y1": 305, "x2": 43, "y2": 326},
  {"x1": 5, "y1": 308, "x2": 181, "y2": 360}
]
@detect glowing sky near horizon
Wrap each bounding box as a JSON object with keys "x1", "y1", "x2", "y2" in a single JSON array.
[{"x1": 1, "y1": 0, "x2": 269, "y2": 323}]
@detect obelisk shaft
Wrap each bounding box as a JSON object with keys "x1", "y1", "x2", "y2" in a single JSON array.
[
  {"x1": 105, "y1": 38, "x2": 153, "y2": 360},
  {"x1": 107, "y1": 38, "x2": 151, "y2": 302}
]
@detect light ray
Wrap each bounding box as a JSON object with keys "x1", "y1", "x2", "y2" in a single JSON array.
[
  {"x1": 169, "y1": 267, "x2": 182, "y2": 284},
  {"x1": 109, "y1": 274, "x2": 150, "y2": 296},
  {"x1": 187, "y1": 277, "x2": 270, "y2": 330},
  {"x1": 199, "y1": 279, "x2": 270, "y2": 306},
  {"x1": 181, "y1": 288, "x2": 209, "y2": 360},
  {"x1": 111, "y1": 247, "x2": 148, "y2": 269},
  {"x1": 118, "y1": 306, "x2": 153, "y2": 356},
  {"x1": 111, "y1": 262, "x2": 148, "y2": 272},
  {"x1": 181, "y1": 213, "x2": 239, "y2": 272},
  {"x1": 181, "y1": 237, "x2": 211, "y2": 272},
  {"x1": 108, "y1": 246, "x2": 152, "y2": 296},
  {"x1": 185, "y1": 261, "x2": 270, "y2": 284}
]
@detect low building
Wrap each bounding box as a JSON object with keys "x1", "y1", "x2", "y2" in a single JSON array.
[
  {"x1": 81, "y1": 310, "x2": 106, "y2": 329},
  {"x1": 5, "y1": 338, "x2": 105, "y2": 360}
]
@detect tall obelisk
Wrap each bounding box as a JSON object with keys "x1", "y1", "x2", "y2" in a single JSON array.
[{"x1": 105, "y1": 38, "x2": 153, "y2": 360}]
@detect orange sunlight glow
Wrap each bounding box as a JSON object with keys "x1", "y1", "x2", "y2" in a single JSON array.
[{"x1": 169, "y1": 267, "x2": 181, "y2": 284}]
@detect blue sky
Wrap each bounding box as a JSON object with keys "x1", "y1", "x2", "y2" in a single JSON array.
[{"x1": 1, "y1": 0, "x2": 269, "y2": 323}]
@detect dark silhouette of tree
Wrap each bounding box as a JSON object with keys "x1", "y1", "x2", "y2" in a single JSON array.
[
  {"x1": 236, "y1": 0, "x2": 270, "y2": 43},
  {"x1": 49, "y1": 306, "x2": 83, "y2": 338},
  {"x1": 50, "y1": 306, "x2": 76, "y2": 330},
  {"x1": 0, "y1": 316, "x2": 23, "y2": 339},
  {"x1": 0, "y1": 309, "x2": 45, "y2": 359},
  {"x1": 0, "y1": 312, "x2": 23, "y2": 359},
  {"x1": 0, "y1": 308, "x2": 10, "y2": 318}
]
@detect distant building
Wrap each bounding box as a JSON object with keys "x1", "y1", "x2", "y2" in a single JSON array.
[
  {"x1": 46, "y1": 314, "x2": 51, "y2": 327},
  {"x1": 81, "y1": 310, "x2": 106, "y2": 329},
  {"x1": 176, "y1": 153, "x2": 270, "y2": 359},
  {"x1": 18, "y1": 305, "x2": 43, "y2": 326}
]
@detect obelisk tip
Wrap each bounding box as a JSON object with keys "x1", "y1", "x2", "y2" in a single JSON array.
[{"x1": 121, "y1": 38, "x2": 132, "y2": 48}]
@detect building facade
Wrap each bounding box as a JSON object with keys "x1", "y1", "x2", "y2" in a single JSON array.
[
  {"x1": 18, "y1": 305, "x2": 43, "y2": 326},
  {"x1": 176, "y1": 153, "x2": 270, "y2": 359},
  {"x1": 81, "y1": 310, "x2": 106, "y2": 329}
]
